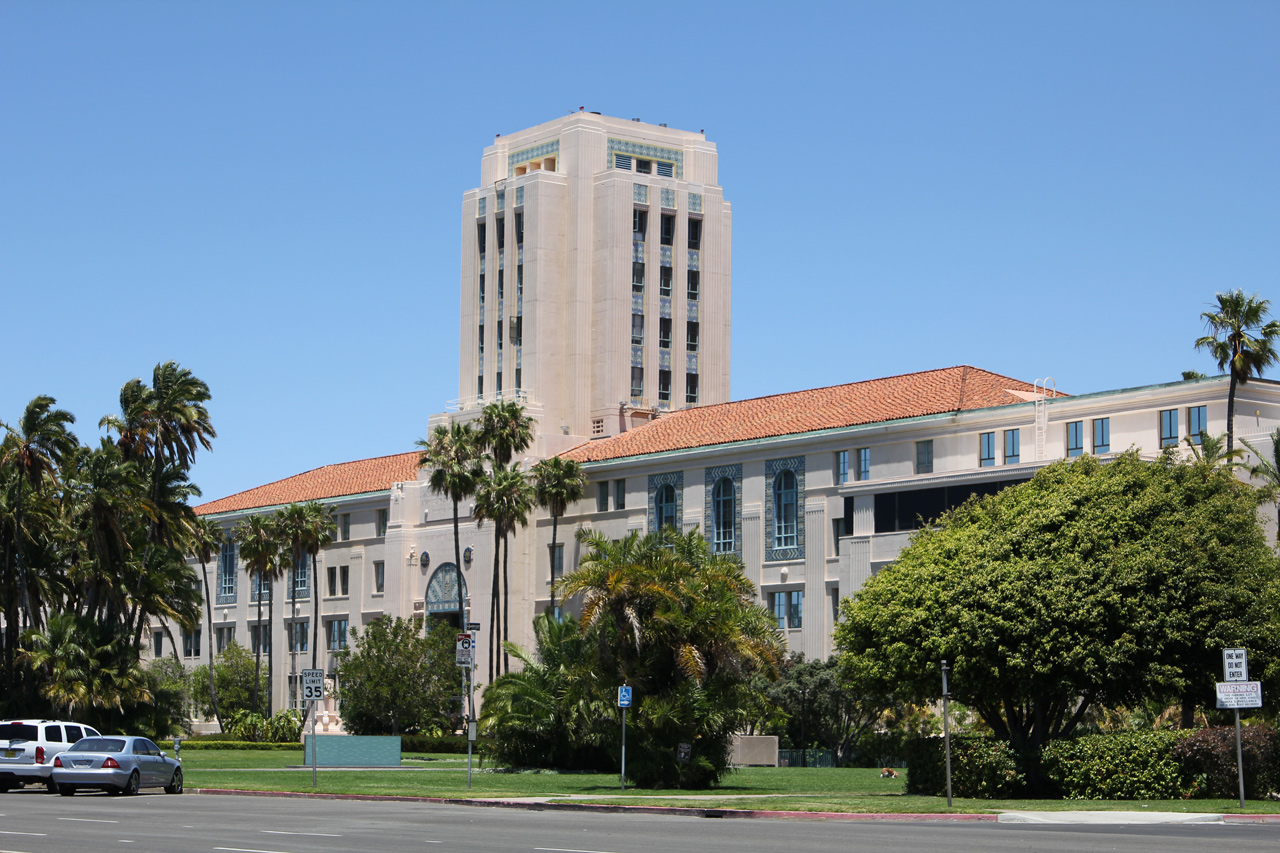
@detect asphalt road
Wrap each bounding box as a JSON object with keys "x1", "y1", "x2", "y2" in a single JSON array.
[{"x1": 1, "y1": 788, "x2": 1278, "y2": 853}]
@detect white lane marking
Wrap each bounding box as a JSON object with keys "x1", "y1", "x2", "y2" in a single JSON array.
[
  {"x1": 214, "y1": 848, "x2": 300, "y2": 853},
  {"x1": 0, "y1": 833, "x2": 44, "y2": 838},
  {"x1": 59, "y1": 818, "x2": 119, "y2": 823},
  {"x1": 261, "y1": 831, "x2": 342, "y2": 838},
  {"x1": 0, "y1": 848, "x2": 36, "y2": 853},
  {"x1": 535, "y1": 849, "x2": 626, "y2": 853}
]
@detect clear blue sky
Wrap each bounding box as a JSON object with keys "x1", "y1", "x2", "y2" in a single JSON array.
[{"x1": 2, "y1": 1, "x2": 1277, "y2": 504}]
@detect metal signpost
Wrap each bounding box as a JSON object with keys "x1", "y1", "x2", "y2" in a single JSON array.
[
  {"x1": 456, "y1": 631, "x2": 475, "y2": 789},
  {"x1": 618, "y1": 685, "x2": 632, "y2": 791},
  {"x1": 1217, "y1": 648, "x2": 1262, "y2": 809},
  {"x1": 940, "y1": 660, "x2": 953, "y2": 808},
  {"x1": 301, "y1": 668, "x2": 325, "y2": 789}
]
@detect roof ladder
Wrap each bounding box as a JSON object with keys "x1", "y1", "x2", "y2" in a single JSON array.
[{"x1": 1033, "y1": 378, "x2": 1056, "y2": 461}]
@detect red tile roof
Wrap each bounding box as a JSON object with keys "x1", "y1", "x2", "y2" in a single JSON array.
[
  {"x1": 563, "y1": 366, "x2": 1058, "y2": 463},
  {"x1": 196, "y1": 451, "x2": 421, "y2": 516}
]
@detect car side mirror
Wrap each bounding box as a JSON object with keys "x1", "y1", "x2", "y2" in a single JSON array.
[{"x1": 159, "y1": 751, "x2": 167, "y2": 758}]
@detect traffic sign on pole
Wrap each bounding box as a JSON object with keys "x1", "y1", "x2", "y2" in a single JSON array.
[
  {"x1": 301, "y1": 669, "x2": 325, "y2": 702},
  {"x1": 1224, "y1": 648, "x2": 1248, "y2": 682},
  {"x1": 618, "y1": 685, "x2": 632, "y2": 708},
  {"x1": 456, "y1": 633, "x2": 473, "y2": 668}
]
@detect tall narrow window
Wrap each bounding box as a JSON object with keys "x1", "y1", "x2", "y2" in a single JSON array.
[
  {"x1": 633, "y1": 209, "x2": 647, "y2": 239},
  {"x1": 631, "y1": 367, "x2": 644, "y2": 397},
  {"x1": 326, "y1": 618, "x2": 348, "y2": 651},
  {"x1": 376, "y1": 509, "x2": 388, "y2": 537},
  {"x1": 659, "y1": 318, "x2": 672, "y2": 349},
  {"x1": 614, "y1": 479, "x2": 626, "y2": 511},
  {"x1": 685, "y1": 373, "x2": 698, "y2": 404},
  {"x1": 915, "y1": 440, "x2": 934, "y2": 475},
  {"x1": 328, "y1": 565, "x2": 337, "y2": 597},
  {"x1": 478, "y1": 273, "x2": 485, "y2": 306},
  {"x1": 550, "y1": 543, "x2": 564, "y2": 586},
  {"x1": 687, "y1": 270, "x2": 699, "y2": 300},
  {"x1": 1066, "y1": 421, "x2": 1085, "y2": 456},
  {"x1": 687, "y1": 218, "x2": 702, "y2": 251},
  {"x1": 773, "y1": 470, "x2": 798, "y2": 549},
  {"x1": 659, "y1": 266, "x2": 672, "y2": 296},
  {"x1": 631, "y1": 313, "x2": 644, "y2": 345},
  {"x1": 660, "y1": 214, "x2": 675, "y2": 246},
  {"x1": 771, "y1": 592, "x2": 786, "y2": 629},
  {"x1": 497, "y1": 269, "x2": 504, "y2": 307},
  {"x1": 478, "y1": 324, "x2": 485, "y2": 354},
  {"x1": 788, "y1": 590, "x2": 803, "y2": 629},
  {"x1": 477, "y1": 376, "x2": 483, "y2": 398},
  {"x1": 218, "y1": 541, "x2": 236, "y2": 599},
  {"x1": 686, "y1": 321, "x2": 699, "y2": 352},
  {"x1": 596, "y1": 482, "x2": 609, "y2": 513},
  {"x1": 495, "y1": 217, "x2": 504, "y2": 251},
  {"x1": 1093, "y1": 418, "x2": 1110, "y2": 454},
  {"x1": 836, "y1": 451, "x2": 849, "y2": 485},
  {"x1": 856, "y1": 447, "x2": 870, "y2": 481},
  {"x1": 476, "y1": 222, "x2": 486, "y2": 253},
  {"x1": 979, "y1": 432, "x2": 996, "y2": 467},
  {"x1": 339, "y1": 565, "x2": 349, "y2": 597},
  {"x1": 655, "y1": 484, "x2": 677, "y2": 531},
  {"x1": 632, "y1": 261, "x2": 645, "y2": 293},
  {"x1": 516, "y1": 264, "x2": 523, "y2": 297},
  {"x1": 1004, "y1": 429, "x2": 1020, "y2": 464},
  {"x1": 712, "y1": 477, "x2": 735, "y2": 553},
  {"x1": 658, "y1": 369, "x2": 671, "y2": 402},
  {"x1": 515, "y1": 211, "x2": 524, "y2": 244},
  {"x1": 153, "y1": 632, "x2": 163, "y2": 659},
  {"x1": 1159, "y1": 409, "x2": 1179, "y2": 448},
  {"x1": 1188, "y1": 405, "x2": 1207, "y2": 445},
  {"x1": 340, "y1": 513, "x2": 350, "y2": 541},
  {"x1": 373, "y1": 561, "x2": 385, "y2": 594}
]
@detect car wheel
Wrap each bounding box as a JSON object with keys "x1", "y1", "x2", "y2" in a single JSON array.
[
  {"x1": 164, "y1": 768, "x2": 183, "y2": 794},
  {"x1": 58, "y1": 785, "x2": 76, "y2": 797},
  {"x1": 46, "y1": 778, "x2": 58, "y2": 794},
  {"x1": 123, "y1": 771, "x2": 140, "y2": 796}
]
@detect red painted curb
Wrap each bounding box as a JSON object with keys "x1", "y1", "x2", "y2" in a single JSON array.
[
  {"x1": 1224, "y1": 814, "x2": 1280, "y2": 823},
  {"x1": 190, "y1": 789, "x2": 996, "y2": 821}
]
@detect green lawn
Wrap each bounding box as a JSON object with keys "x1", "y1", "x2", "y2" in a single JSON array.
[{"x1": 180, "y1": 753, "x2": 1280, "y2": 814}]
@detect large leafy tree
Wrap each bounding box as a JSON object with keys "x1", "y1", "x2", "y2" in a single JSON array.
[
  {"x1": 334, "y1": 616, "x2": 456, "y2": 735},
  {"x1": 531, "y1": 456, "x2": 586, "y2": 618},
  {"x1": 765, "y1": 655, "x2": 893, "y2": 766},
  {"x1": 1195, "y1": 290, "x2": 1280, "y2": 451},
  {"x1": 474, "y1": 462, "x2": 534, "y2": 678},
  {"x1": 835, "y1": 451, "x2": 1280, "y2": 757},
  {"x1": 1243, "y1": 428, "x2": 1280, "y2": 546},
  {"x1": 417, "y1": 422, "x2": 484, "y2": 631}
]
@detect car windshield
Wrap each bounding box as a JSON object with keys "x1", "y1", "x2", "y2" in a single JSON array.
[
  {"x1": 68, "y1": 738, "x2": 126, "y2": 753},
  {"x1": 0, "y1": 723, "x2": 39, "y2": 743}
]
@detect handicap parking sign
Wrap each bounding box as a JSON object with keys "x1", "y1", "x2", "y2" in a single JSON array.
[{"x1": 618, "y1": 685, "x2": 632, "y2": 708}]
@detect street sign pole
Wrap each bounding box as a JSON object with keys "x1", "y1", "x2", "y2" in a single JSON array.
[
  {"x1": 618, "y1": 684, "x2": 632, "y2": 791},
  {"x1": 1224, "y1": 649, "x2": 1249, "y2": 809},
  {"x1": 1235, "y1": 708, "x2": 1245, "y2": 809},
  {"x1": 941, "y1": 660, "x2": 953, "y2": 809},
  {"x1": 311, "y1": 704, "x2": 318, "y2": 789},
  {"x1": 301, "y1": 668, "x2": 325, "y2": 789}
]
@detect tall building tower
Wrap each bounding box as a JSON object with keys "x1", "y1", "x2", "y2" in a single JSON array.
[{"x1": 456, "y1": 113, "x2": 731, "y2": 445}]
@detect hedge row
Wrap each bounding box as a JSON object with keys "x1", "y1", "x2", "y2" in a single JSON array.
[
  {"x1": 157, "y1": 740, "x2": 301, "y2": 751},
  {"x1": 401, "y1": 734, "x2": 492, "y2": 754},
  {"x1": 906, "y1": 725, "x2": 1280, "y2": 800}
]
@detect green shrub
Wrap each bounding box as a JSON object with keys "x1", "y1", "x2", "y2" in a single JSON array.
[
  {"x1": 1172, "y1": 724, "x2": 1280, "y2": 799},
  {"x1": 1042, "y1": 731, "x2": 1192, "y2": 800},
  {"x1": 903, "y1": 736, "x2": 1024, "y2": 798},
  {"x1": 401, "y1": 734, "x2": 491, "y2": 755},
  {"x1": 156, "y1": 740, "x2": 299, "y2": 750}
]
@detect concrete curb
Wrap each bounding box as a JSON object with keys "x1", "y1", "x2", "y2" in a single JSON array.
[
  {"x1": 1224, "y1": 814, "x2": 1280, "y2": 823},
  {"x1": 190, "y1": 789, "x2": 996, "y2": 821}
]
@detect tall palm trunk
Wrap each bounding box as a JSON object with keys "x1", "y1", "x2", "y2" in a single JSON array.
[
  {"x1": 489, "y1": 526, "x2": 500, "y2": 682},
  {"x1": 252, "y1": 586, "x2": 263, "y2": 716},
  {"x1": 199, "y1": 557, "x2": 223, "y2": 731},
  {"x1": 266, "y1": 583, "x2": 275, "y2": 717},
  {"x1": 310, "y1": 553, "x2": 320, "y2": 670},
  {"x1": 453, "y1": 497, "x2": 464, "y2": 631},
  {"x1": 548, "y1": 514, "x2": 559, "y2": 617},
  {"x1": 14, "y1": 476, "x2": 27, "y2": 629},
  {"x1": 1227, "y1": 372, "x2": 1239, "y2": 452},
  {"x1": 502, "y1": 531, "x2": 510, "y2": 674}
]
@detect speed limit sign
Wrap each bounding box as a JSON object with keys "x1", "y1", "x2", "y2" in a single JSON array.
[{"x1": 301, "y1": 669, "x2": 325, "y2": 702}]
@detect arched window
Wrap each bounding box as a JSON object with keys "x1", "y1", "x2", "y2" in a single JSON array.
[
  {"x1": 773, "y1": 470, "x2": 797, "y2": 549},
  {"x1": 655, "y1": 484, "x2": 677, "y2": 531},
  {"x1": 712, "y1": 477, "x2": 735, "y2": 553}
]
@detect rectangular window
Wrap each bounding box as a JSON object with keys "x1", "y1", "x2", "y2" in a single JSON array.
[
  {"x1": 477, "y1": 324, "x2": 484, "y2": 354},
  {"x1": 660, "y1": 214, "x2": 675, "y2": 246},
  {"x1": 915, "y1": 440, "x2": 934, "y2": 475},
  {"x1": 1093, "y1": 418, "x2": 1110, "y2": 454},
  {"x1": 326, "y1": 618, "x2": 348, "y2": 651},
  {"x1": 373, "y1": 561, "x2": 385, "y2": 594},
  {"x1": 770, "y1": 592, "x2": 786, "y2": 630},
  {"x1": 687, "y1": 270, "x2": 699, "y2": 300},
  {"x1": 856, "y1": 447, "x2": 870, "y2": 482},
  {"x1": 516, "y1": 264, "x2": 523, "y2": 297},
  {"x1": 215, "y1": 626, "x2": 234, "y2": 654},
  {"x1": 328, "y1": 565, "x2": 337, "y2": 597},
  {"x1": 497, "y1": 269, "x2": 504, "y2": 302},
  {"x1": 1066, "y1": 421, "x2": 1085, "y2": 457},
  {"x1": 656, "y1": 161, "x2": 674, "y2": 178},
  {"x1": 788, "y1": 590, "x2": 804, "y2": 629},
  {"x1": 182, "y1": 629, "x2": 201, "y2": 658},
  {"x1": 340, "y1": 513, "x2": 350, "y2": 541},
  {"x1": 658, "y1": 369, "x2": 671, "y2": 402},
  {"x1": 476, "y1": 375, "x2": 483, "y2": 398},
  {"x1": 1159, "y1": 409, "x2": 1179, "y2": 448},
  {"x1": 478, "y1": 273, "x2": 485, "y2": 306},
  {"x1": 686, "y1": 321, "x2": 699, "y2": 353},
  {"x1": 686, "y1": 372, "x2": 698, "y2": 404},
  {"x1": 631, "y1": 366, "x2": 644, "y2": 397},
  {"x1": 979, "y1": 432, "x2": 996, "y2": 467},
  {"x1": 340, "y1": 565, "x2": 349, "y2": 597},
  {"x1": 615, "y1": 479, "x2": 626, "y2": 511},
  {"x1": 1188, "y1": 405, "x2": 1207, "y2": 445},
  {"x1": 632, "y1": 209, "x2": 647, "y2": 239},
  {"x1": 515, "y1": 367, "x2": 521, "y2": 389},
  {"x1": 218, "y1": 542, "x2": 236, "y2": 599},
  {"x1": 836, "y1": 450, "x2": 849, "y2": 485},
  {"x1": 153, "y1": 632, "x2": 163, "y2": 659},
  {"x1": 250, "y1": 624, "x2": 270, "y2": 655},
  {"x1": 659, "y1": 265, "x2": 672, "y2": 297},
  {"x1": 515, "y1": 211, "x2": 524, "y2": 245},
  {"x1": 615, "y1": 154, "x2": 633, "y2": 171},
  {"x1": 659, "y1": 317, "x2": 672, "y2": 349},
  {"x1": 376, "y1": 509, "x2": 388, "y2": 537},
  {"x1": 289, "y1": 621, "x2": 309, "y2": 653},
  {"x1": 631, "y1": 313, "x2": 644, "y2": 346},
  {"x1": 551, "y1": 543, "x2": 564, "y2": 584},
  {"x1": 632, "y1": 261, "x2": 645, "y2": 293},
  {"x1": 597, "y1": 482, "x2": 609, "y2": 513},
  {"x1": 687, "y1": 218, "x2": 702, "y2": 251},
  {"x1": 495, "y1": 217, "x2": 505, "y2": 250},
  {"x1": 476, "y1": 222, "x2": 485, "y2": 253},
  {"x1": 1004, "y1": 429, "x2": 1020, "y2": 464},
  {"x1": 496, "y1": 372, "x2": 502, "y2": 394},
  {"x1": 592, "y1": 418, "x2": 605, "y2": 436},
  {"x1": 635, "y1": 158, "x2": 652, "y2": 175}
]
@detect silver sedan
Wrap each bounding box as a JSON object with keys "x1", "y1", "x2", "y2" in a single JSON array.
[{"x1": 51, "y1": 736, "x2": 182, "y2": 796}]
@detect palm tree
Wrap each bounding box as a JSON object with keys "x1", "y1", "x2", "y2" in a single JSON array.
[
  {"x1": 1242, "y1": 428, "x2": 1280, "y2": 545},
  {"x1": 1183, "y1": 432, "x2": 1246, "y2": 470},
  {"x1": 300, "y1": 501, "x2": 336, "y2": 671},
  {"x1": 531, "y1": 456, "x2": 586, "y2": 618},
  {"x1": 1195, "y1": 290, "x2": 1280, "y2": 451},
  {"x1": 189, "y1": 516, "x2": 226, "y2": 730},
  {"x1": 18, "y1": 612, "x2": 89, "y2": 719},
  {"x1": 234, "y1": 514, "x2": 278, "y2": 716},
  {"x1": 417, "y1": 422, "x2": 484, "y2": 631},
  {"x1": 1, "y1": 396, "x2": 77, "y2": 650},
  {"x1": 479, "y1": 401, "x2": 535, "y2": 468},
  {"x1": 475, "y1": 462, "x2": 535, "y2": 678}
]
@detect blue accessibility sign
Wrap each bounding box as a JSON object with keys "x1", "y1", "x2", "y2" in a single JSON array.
[{"x1": 618, "y1": 685, "x2": 632, "y2": 708}]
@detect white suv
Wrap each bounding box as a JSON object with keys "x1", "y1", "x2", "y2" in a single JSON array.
[{"x1": 0, "y1": 720, "x2": 102, "y2": 793}]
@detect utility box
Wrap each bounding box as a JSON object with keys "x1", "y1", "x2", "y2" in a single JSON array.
[{"x1": 731, "y1": 735, "x2": 779, "y2": 767}]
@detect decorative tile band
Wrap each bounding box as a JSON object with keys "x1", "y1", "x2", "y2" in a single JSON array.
[
  {"x1": 478, "y1": 197, "x2": 487, "y2": 217},
  {"x1": 686, "y1": 353, "x2": 699, "y2": 373},
  {"x1": 647, "y1": 471, "x2": 684, "y2": 534},
  {"x1": 660, "y1": 245, "x2": 672, "y2": 267},
  {"x1": 688, "y1": 249, "x2": 700, "y2": 271},
  {"x1": 659, "y1": 349, "x2": 671, "y2": 370},
  {"x1": 688, "y1": 193, "x2": 702, "y2": 214},
  {"x1": 634, "y1": 184, "x2": 648, "y2": 204},
  {"x1": 632, "y1": 294, "x2": 644, "y2": 313},
  {"x1": 687, "y1": 300, "x2": 698, "y2": 322},
  {"x1": 660, "y1": 188, "x2": 676, "y2": 209},
  {"x1": 496, "y1": 190, "x2": 505, "y2": 212},
  {"x1": 659, "y1": 296, "x2": 671, "y2": 319},
  {"x1": 515, "y1": 186, "x2": 524, "y2": 206},
  {"x1": 609, "y1": 138, "x2": 683, "y2": 179},
  {"x1": 764, "y1": 456, "x2": 806, "y2": 563},
  {"x1": 631, "y1": 345, "x2": 644, "y2": 368},
  {"x1": 633, "y1": 240, "x2": 645, "y2": 263},
  {"x1": 507, "y1": 139, "x2": 560, "y2": 176},
  {"x1": 703, "y1": 463, "x2": 743, "y2": 558}
]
